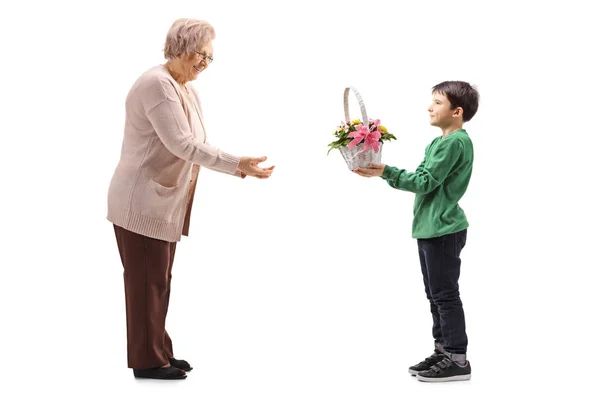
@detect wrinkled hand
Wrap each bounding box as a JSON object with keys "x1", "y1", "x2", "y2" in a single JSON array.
[
  {"x1": 353, "y1": 163, "x2": 385, "y2": 177},
  {"x1": 238, "y1": 156, "x2": 275, "y2": 179}
]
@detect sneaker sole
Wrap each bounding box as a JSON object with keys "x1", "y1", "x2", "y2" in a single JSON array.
[
  {"x1": 134, "y1": 374, "x2": 187, "y2": 380},
  {"x1": 408, "y1": 368, "x2": 419, "y2": 376},
  {"x1": 417, "y1": 374, "x2": 471, "y2": 382}
]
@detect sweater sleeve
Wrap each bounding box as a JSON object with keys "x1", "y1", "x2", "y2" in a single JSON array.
[
  {"x1": 139, "y1": 78, "x2": 240, "y2": 174},
  {"x1": 381, "y1": 138, "x2": 463, "y2": 194},
  {"x1": 199, "y1": 140, "x2": 245, "y2": 178}
]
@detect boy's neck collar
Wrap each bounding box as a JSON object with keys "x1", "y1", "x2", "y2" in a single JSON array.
[{"x1": 441, "y1": 127, "x2": 465, "y2": 138}]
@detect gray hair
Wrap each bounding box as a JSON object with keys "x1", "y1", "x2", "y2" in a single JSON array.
[{"x1": 163, "y1": 18, "x2": 215, "y2": 60}]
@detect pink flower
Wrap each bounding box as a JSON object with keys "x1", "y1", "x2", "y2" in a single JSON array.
[{"x1": 348, "y1": 124, "x2": 381, "y2": 152}]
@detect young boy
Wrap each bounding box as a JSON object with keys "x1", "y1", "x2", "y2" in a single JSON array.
[{"x1": 353, "y1": 81, "x2": 479, "y2": 382}]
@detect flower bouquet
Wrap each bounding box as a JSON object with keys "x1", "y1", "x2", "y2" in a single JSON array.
[{"x1": 328, "y1": 87, "x2": 396, "y2": 170}]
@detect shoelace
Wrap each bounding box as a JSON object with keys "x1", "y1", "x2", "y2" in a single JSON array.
[{"x1": 429, "y1": 357, "x2": 454, "y2": 374}]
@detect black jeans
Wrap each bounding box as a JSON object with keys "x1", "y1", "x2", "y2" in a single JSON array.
[{"x1": 417, "y1": 229, "x2": 468, "y2": 354}]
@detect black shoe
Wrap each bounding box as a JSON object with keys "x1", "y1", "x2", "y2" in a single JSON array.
[
  {"x1": 169, "y1": 357, "x2": 193, "y2": 372},
  {"x1": 408, "y1": 350, "x2": 446, "y2": 376},
  {"x1": 133, "y1": 365, "x2": 187, "y2": 380},
  {"x1": 416, "y1": 357, "x2": 471, "y2": 382}
]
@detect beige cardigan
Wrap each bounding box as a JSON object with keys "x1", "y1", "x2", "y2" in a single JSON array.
[{"x1": 107, "y1": 65, "x2": 241, "y2": 242}]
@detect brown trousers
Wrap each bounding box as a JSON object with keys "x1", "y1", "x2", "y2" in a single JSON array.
[{"x1": 113, "y1": 224, "x2": 177, "y2": 369}]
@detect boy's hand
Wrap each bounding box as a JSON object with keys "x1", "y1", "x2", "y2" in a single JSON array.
[{"x1": 353, "y1": 163, "x2": 386, "y2": 177}]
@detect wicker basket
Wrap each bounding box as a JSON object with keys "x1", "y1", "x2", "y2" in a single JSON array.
[{"x1": 338, "y1": 87, "x2": 383, "y2": 170}]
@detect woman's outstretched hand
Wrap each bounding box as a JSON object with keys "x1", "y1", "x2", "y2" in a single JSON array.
[{"x1": 238, "y1": 156, "x2": 275, "y2": 179}]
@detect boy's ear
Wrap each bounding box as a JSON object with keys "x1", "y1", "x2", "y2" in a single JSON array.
[{"x1": 452, "y1": 107, "x2": 464, "y2": 118}]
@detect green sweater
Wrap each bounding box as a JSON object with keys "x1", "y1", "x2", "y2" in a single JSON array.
[{"x1": 381, "y1": 129, "x2": 473, "y2": 239}]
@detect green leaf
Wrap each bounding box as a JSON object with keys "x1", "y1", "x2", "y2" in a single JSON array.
[
  {"x1": 327, "y1": 142, "x2": 344, "y2": 155},
  {"x1": 379, "y1": 133, "x2": 397, "y2": 142}
]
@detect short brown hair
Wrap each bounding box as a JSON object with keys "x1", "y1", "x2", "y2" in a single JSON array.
[{"x1": 432, "y1": 81, "x2": 480, "y2": 122}]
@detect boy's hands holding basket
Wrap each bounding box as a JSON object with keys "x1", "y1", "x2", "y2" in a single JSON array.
[{"x1": 353, "y1": 163, "x2": 386, "y2": 177}]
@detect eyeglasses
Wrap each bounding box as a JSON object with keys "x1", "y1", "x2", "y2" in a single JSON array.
[{"x1": 194, "y1": 51, "x2": 213, "y2": 64}]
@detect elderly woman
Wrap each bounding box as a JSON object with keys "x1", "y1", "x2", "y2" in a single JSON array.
[{"x1": 107, "y1": 18, "x2": 274, "y2": 380}]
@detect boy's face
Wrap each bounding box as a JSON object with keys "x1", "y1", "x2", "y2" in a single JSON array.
[{"x1": 428, "y1": 92, "x2": 462, "y2": 127}]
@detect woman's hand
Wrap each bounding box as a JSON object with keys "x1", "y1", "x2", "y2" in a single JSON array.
[{"x1": 237, "y1": 156, "x2": 275, "y2": 179}]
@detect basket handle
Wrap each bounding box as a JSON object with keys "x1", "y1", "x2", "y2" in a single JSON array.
[{"x1": 344, "y1": 87, "x2": 369, "y2": 125}]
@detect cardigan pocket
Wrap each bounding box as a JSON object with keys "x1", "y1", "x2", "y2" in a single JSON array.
[
  {"x1": 150, "y1": 179, "x2": 178, "y2": 191},
  {"x1": 148, "y1": 179, "x2": 181, "y2": 221}
]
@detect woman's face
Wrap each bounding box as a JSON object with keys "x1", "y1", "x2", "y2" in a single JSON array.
[{"x1": 182, "y1": 41, "x2": 213, "y2": 81}]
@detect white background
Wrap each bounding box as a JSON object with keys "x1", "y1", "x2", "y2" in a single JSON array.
[{"x1": 1, "y1": 0, "x2": 598, "y2": 398}]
